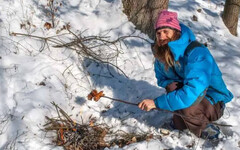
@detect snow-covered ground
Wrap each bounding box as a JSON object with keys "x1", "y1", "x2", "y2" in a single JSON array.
[{"x1": 0, "y1": 0, "x2": 240, "y2": 149}]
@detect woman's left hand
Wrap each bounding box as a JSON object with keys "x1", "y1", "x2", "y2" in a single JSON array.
[{"x1": 138, "y1": 99, "x2": 156, "y2": 111}]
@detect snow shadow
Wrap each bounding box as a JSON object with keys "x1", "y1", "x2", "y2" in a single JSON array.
[
  {"x1": 83, "y1": 58, "x2": 172, "y2": 128},
  {"x1": 205, "y1": 0, "x2": 225, "y2": 5},
  {"x1": 75, "y1": 96, "x2": 86, "y2": 106},
  {"x1": 169, "y1": 0, "x2": 200, "y2": 12},
  {"x1": 31, "y1": 0, "x2": 91, "y2": 19},
  {"x1": 104, "y1": 0, "x2": 115, "y2": 3},
  {"x1": 0, "y1": 68, "x2": 8, "y2": 113},
  {"x1": 31, "y1": 0, "x2": 115, "y2": 19}
]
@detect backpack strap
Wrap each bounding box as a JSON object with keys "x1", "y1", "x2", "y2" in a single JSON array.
[
  {"x1": 172, "y1": 41, "x2": 203, "y2": 79},
  {"x1": 184, "y1": 41, "x2": 207, "y2": 106},
  {"x1": 184, "y1": 41, "x2": 204, "y2": 57}
]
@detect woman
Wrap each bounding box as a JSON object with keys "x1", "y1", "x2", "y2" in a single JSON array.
[{"x1": 138, "y1": 10, "x2": 233, "y2": 139}]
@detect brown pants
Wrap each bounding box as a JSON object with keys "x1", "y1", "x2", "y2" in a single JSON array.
[{"x1": 167, "y1": 82, "x2": 224, "y2": 137}]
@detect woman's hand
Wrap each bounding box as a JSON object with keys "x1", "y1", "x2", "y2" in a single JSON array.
[
  {"x1": 166, "y1": 82, "x2": 178, "y2": 93},
  {"x1": 138, "y1": 99, "x2": 156, "y2": 111},
  {"x1": 166, "y1": 82, "x2": 183, "y2": 93}
]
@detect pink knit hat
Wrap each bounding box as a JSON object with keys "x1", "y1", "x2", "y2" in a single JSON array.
[{"x1": 155, "y1": 10, "x2": 181, "y2": 31}]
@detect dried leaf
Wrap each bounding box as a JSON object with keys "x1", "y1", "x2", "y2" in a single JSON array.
[
  {"x1": 146, "y1": 134, "x2": 153, "y2": 141},
  {"x1": 39, "y1": 81, "x2": 46, "y2": 86},
  {"x1": 192, "y1": 15, "x2": 198, "y2": 22},
  {"x1": 56, "y1": 29, "x2": 60, "y2": 34},
  {"x1": 131, "y1": 136, "x2": 137, "y2": 142},
  {"x1": 92, "y1": 90, "x2": 98, "y2": 96},
  {"x1": 89, "y1": 120, "x2": 94, "y2": 127},
  {"x1": 73, "y1": 121, "x2": 77, "y2": 126},
  {"x1": 87, "y1": 89, "x2": 98, "y2": 100},
  {"x1": 44, "y1": 22, "x2": 52, "y2": 30},
  {"x1": 59, "y1": 124, "x2": 65, "y2": 142},
  {"x1": 89, "y1": 117, "x2": 97, "y2": 127},
  {"x1": 126, "y1": 136, "x2": 137, "y2": 145},
  {"x1": 20, "y1": 23, "x2": 26, "y2": 29},
  {"x1": 160, "y1": 128, "x2": 170, "y2": 135},
  {"x1": 186, "y1": 141, "x2": 195, "y2": 149},
  {"x1": 94, "y1": 91, "x2": 104, "y2": 101},
  {"x1": 87, "y1": 93, "x2": 93, "y2": 100}
]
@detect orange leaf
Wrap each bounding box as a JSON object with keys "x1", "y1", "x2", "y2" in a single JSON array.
[
  {"x1": 91, "y1": 90, "x2": 98, "y2": 97},
  {"x1": 59, "y1": 125, "x2": 64, "y2": 141},
  {"x1": 89, "y1": 120, "x2": 94, "y2": 127},
  {"x1": 87, "y1": 93, "x2": 93, "y2": 100},
  {"x1": 87, "y1": 90, "x2": 104, "y2": 101},
  {"x1": 87, "y1": 89, "x2": 98, "y2": 100},
  {"x1": 94, "y1": 91, "x2": 104, "y2": 101}
]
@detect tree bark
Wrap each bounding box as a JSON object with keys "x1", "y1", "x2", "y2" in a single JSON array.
[
  {"x1": 122, "y1": 0, "x2": 169, "y2": 40},
  {"x1": 222, "y1": 0, "x2": 240, "y2": 36}
]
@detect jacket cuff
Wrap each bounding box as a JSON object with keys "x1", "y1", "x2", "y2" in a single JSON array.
[{"x1": 154, "y1": 94, "x2": 172, "y2": 111}]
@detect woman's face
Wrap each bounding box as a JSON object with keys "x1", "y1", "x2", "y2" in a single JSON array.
[{"x1": 156, "y1": 28, "x2": 175, "y2": 46}]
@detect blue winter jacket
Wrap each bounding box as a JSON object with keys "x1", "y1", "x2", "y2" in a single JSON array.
[{"x1": 154, "y1": 24, "x2": 233, "y2": 111}]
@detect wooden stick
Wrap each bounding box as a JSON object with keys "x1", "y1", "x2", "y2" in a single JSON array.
[{"x1": 102, "y1": 96, "x2": 232, "y2": 127}]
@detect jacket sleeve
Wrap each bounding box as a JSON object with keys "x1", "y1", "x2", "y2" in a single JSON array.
[
  {"x1": 154, "y1": 60, "x2": 175, "y2": 88},
  {"x1": 154, "y1": 47, "x2": 213, "y2": 111}
]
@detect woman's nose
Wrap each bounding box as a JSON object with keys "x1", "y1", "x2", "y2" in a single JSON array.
[{"x1": 159, "y1": 34, "x2": 167, "y2": 40}]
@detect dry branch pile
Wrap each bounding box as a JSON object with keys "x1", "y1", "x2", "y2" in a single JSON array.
[
  {"x1": 11, "y1": 28, "x2": 150, "y2": 78},
  {"x1": 44, "y1": 102, "x2": 108, "y2": 150},
  {"x1": 44, "y1": 102, "x2": 156, "y2": 150}
]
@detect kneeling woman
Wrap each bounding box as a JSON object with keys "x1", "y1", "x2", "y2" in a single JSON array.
[{"x1": 138, "y1": 10, "x2": 233, "y2": 138}]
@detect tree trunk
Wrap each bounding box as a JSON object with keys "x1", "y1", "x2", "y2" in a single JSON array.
[
  {"x1": 222, "y1": 0, "x2": 240, "y2": 36},
  {"x1": 122, "y1": 0, "x2": 169, "y2": 40}
]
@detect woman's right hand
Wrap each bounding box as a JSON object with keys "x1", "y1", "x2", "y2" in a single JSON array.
[{"x1": 138, "y1": 99, "x2": 156, "y2": 111}]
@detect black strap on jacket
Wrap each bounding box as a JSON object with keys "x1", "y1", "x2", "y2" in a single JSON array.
[
  {"x1": 184, "y1": 40, "x2": 204, "y2": 56},
  {"x1": 184, "y1": 40, "x2": 207, "y2": 106},
  {"x1": 175, "y1": 40, "x2": 207, "y2": 106}
]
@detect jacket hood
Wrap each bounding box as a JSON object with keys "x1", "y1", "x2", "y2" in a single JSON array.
[{"x1": 168, "y1": 23, "x2": 196, "y2": 61}]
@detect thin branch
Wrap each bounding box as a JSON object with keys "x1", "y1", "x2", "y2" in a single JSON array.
[{"x1": 101, "y1": 95, "x2": 232, "y2": 127}]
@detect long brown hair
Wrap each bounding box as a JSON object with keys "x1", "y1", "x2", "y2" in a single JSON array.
[{"x1": 152, "y1": 30, "x2": 181, "y2": 70}]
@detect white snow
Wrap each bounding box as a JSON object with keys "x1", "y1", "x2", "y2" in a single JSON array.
[{"x1": 0, "y1": 0, "x2": 240, "y2": 149}]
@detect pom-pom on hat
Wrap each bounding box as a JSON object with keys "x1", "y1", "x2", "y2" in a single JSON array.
[{"x1": 155, "y1": 10, "x2": 181, "y2": 32}]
